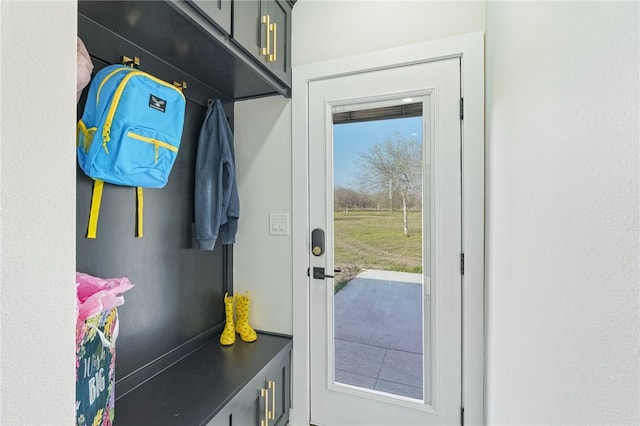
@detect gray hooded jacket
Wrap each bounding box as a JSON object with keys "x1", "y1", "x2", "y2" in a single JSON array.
[{"x1": 194, "y1": 99, "x2": 239, "y2": 250}]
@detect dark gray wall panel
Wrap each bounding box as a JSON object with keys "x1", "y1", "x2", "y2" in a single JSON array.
[{"x1": 77, "y1": 64, "x2": 234, "y2": 381}]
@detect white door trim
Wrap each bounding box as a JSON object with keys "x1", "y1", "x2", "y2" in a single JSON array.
[{"x1": 291, "y1": 32, "x2": 485, "y2": 426}]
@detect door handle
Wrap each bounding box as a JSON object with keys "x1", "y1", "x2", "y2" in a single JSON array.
[
  {"x1": 312, "y1": 267, "x2": 342, "y2": 280},
  {"x1": 268, "y1": 22, "x2": 277, "y2": 62},
  {"x1": 267, "y1": 380, "x2": 276, "y2": 420},
  {"x1": 260, "y1": 387, "x2": 269, "y2": 426},
  {"x1": 261, "y1": 15, "x2": 271, "y2": 57}
]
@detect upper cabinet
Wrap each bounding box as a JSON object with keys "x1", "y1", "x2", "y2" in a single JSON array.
[
  {"x1": 231, "y1": 0, "x2": 292, "y2": 86},
  {"x1": 78, "y1": 1, "x2": 293, "y2": 100}
]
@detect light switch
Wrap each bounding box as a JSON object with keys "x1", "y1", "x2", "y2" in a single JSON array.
[{"x1": 269, "y1": 213, "x2": 289, "y2": 236}]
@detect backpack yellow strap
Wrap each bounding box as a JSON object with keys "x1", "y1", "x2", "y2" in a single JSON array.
[
  {"x1": 87, "y1": 179, "x2": 104, "y2": 239},
  {"x1": 88, "y1": 182, "x2": 143, "y2": 238},
  {"x1": 136, "y1": 187, "x2": 144, "y2": 238}
]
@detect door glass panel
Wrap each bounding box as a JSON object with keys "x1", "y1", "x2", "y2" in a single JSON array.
[{"x1": 331, "y1": 99, "x2": 431, "y2": 403}]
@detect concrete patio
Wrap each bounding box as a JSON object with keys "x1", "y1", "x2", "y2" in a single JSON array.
[{"x1": 334, "y1": 270, "x2": 431, "y2": 401}]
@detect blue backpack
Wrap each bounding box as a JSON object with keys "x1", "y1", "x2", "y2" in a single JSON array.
[{"x1": 78, "y1": 64, "x2": 186, "y2": 238}]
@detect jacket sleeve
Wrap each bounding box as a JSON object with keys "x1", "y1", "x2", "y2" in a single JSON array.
[
  {"x1": 219, "y1": 107, "x2": 240, "y2": 245},
  {"x1": 220, "y1": 147, "x2": 239, "y2": 245},
  {"x1": 194, "y1": 101, "x2": 224, "y2": 250}
]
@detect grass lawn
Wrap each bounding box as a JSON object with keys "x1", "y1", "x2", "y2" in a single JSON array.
[{"x1": 333, "y1": 210, "x2": 422, "y2": 290}]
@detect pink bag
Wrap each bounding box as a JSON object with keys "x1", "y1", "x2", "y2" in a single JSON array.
[
  {"x1": 76, "y1": 272, "x2": 133, "y2": 426},
  {"x1": 77, "y1": 37, "x2": 93, "y2": 103}
]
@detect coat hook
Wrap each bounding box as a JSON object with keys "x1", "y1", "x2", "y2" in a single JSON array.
[
  {"x1": 207, "y1": 98, "x2": 214, "y2": 107},
  {"x1": 121, "y1": 55, "x2": 140, "y2": 68},
  {"x1": 173, "y1": 81, "x2": 187, "y2": 92}
]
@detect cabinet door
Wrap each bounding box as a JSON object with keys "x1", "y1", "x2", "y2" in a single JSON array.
[
  {"x1": 231, "y1": 0, "x2": 267, "y2": 63},
  {"x1": 266, "y1": 361, "x2": 290, "y2": 426},
  {"x1": 188, "y1": 0, "x2": 232, "y2": 34},
  {"x1": 231, "y1": 0, "x2": 291, "y2": 87},
  {"x1": 264, "y1": 0, "x2": 291, "y2": 86}
]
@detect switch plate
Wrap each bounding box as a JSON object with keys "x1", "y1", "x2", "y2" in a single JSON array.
[{"x1": 269, "y1": 213, "x2": 289, "y2": 236}]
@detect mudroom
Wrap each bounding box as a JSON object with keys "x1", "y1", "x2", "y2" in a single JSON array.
[{"x1": 2, "y1": 2, "x2": 639, "y2": 426}]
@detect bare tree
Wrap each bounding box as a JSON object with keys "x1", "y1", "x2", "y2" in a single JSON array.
[{"x1": 355, "y1": 132, "x2": 422, "y2": 235}]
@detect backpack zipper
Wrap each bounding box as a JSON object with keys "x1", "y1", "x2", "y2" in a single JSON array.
[
  {"x1": 96, "y1": 67, "x2": 131, "y2": 107},
  {"x1": 102, "y1": 71, "x2": 185, "y2": 154},
  {"x1": 126, "y1": 131, "x2": 178, "y2": 163}
]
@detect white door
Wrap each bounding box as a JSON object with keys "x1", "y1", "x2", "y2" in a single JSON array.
[{"x1": 308, "y1": 58, "x2": 462, "y2": 426}]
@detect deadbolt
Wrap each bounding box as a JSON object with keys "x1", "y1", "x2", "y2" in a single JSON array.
[{"x1": 311, "y1": 228, "x2": 325, "y2": 256}]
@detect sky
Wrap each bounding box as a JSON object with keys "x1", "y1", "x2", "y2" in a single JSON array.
[{"x1": 333, "y1": 116, "x2": 423, "y2": 188}]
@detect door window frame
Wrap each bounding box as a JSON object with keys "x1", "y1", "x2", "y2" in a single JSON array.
[{"x1": 291, "y1": 32, "x2": 485, "y2": 426}]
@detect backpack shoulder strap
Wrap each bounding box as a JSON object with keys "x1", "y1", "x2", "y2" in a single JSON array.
[{"x1": 87, "y1": 181, "x2": 144, "y2": 238}]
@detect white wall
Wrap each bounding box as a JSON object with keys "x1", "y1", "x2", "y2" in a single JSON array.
[
  {"x1": 485, "y1": 2, "x2": 639, "y2": 424},
  {"x1": 292, "y1": 0, "x2": 485, "y2": 65},
  {"x1": 234, "y1": 97, "x2": 293, "y2": 334},
  {"x1": 0, "y1": 1, "x2": 77, "y2": 424}
]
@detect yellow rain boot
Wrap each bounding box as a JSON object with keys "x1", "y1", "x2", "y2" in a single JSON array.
[
  {"x1": 220, "y1": 292, "x2": 236, "y2": 345},
  {"x1": 235, "y1": 291, "x2": 257, "y2": 342}
]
